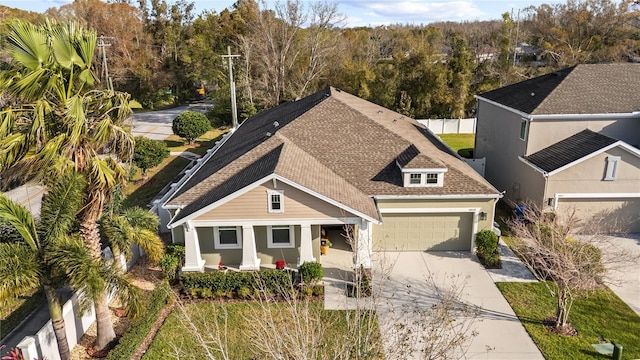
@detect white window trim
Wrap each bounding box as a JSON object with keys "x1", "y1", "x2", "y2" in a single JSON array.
[
  {"x1": 404, "y1": 172, "x2": 445, "y2": 187},
  {"x1": 409, "y1": 173, "x2": 422, "y2": 185},
  {"x1": 604, "y1": 156, "x2": 621, "y2": 181},
  {"x1": 214, "y1": 226, "x2": 242, "y2": 249},
  {"x1": 267, "y1": 190, "x2": 284, "y2": 213},
  {"x1": 267, "y1": 225, "x2": 295, "y2": 248},
  {"x1": 519, "y1": 119, "x2": 528, "y2": 141}
]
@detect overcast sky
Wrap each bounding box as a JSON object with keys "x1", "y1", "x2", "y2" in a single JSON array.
[{"x1": 1, "y1": 0, "x2": 559, "y2": 26}]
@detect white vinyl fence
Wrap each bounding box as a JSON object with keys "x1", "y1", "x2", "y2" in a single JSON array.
[{"x1": 417, "y1": 118, "x2": 476, "y2": 134}]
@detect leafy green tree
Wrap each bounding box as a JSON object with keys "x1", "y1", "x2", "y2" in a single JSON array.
[
  {"x1": 133, "y1": 136, "x2": 169, "y2": 178},
  {"x1": 172, "y1": 110, "x2": 211, "y2": 144},
  {"x1": 0, "y1": 173, "x2": 86, "y2": 360},
  {"x1": 448, "y1": 34, "x2": 474, "y2": 119},
  {"x1": 0, "y1": 19, "x2": 138, "y2": 350}
]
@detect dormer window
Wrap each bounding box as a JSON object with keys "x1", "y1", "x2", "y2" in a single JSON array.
[
  {"x1": 403, "y1": 170, "x2": 446, "y2": 187},
  {"x1": 267, "y1": 190, "x2": 284, "y2": 213}
]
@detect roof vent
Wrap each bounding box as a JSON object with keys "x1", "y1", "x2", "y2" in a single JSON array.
[
  {"x1": 400, "y1": 116, "x2": 405, "y2": 120},
  {"x1": 266, "y1": 132, "x2": 272, "y2": 137},
  {"x1": 530, "y1": 92, "x2": 535, "y2": 96},
  {"x1": 393, "y1": 119, "x2": 397, "y2": 123},
  {"x1": 273, "y1": 121, "x2": 279, "y2": 127},
  {"x1": 377, "y1": 110, "x2": 383, "y2": 114}
]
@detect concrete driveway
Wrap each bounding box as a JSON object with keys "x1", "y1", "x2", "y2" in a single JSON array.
[
  {"x1": 373, "y1": 251, "x2": 543, "y2": 359},
  {"x1": 600, "y1": 234, "x2": 640, "y2": 315}
]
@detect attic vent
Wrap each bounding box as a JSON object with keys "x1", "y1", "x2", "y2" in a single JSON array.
[
  {"x1": 273, "y1": 121, "x2": 279, "y2": 127},
  {"x1": 266, "y1": 132, "x2": 272, "y2": 137},
  {"x1": 530, "y1": 92, "x2": 535, "y2": 97},
  {"x1": 377, "y1": 110, "x2": 383, "y2": 114}
]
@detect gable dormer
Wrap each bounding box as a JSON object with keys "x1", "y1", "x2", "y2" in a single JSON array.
[{"x1": 396, "y1": 145, "x2": 447, "y2": 188}]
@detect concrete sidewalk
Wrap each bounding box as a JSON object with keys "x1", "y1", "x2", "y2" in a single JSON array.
[
  {"x1": 486, "y1": 239, "x2": 538, "y2": 283},
  {"x1": 373, "y1": 252, "x2": 543, "y2": 360},
  {"x1": 600, "y1": 234, "x2": 640, "y2": 316}
]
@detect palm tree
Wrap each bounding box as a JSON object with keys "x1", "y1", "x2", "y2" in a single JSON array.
[
  {"x1": 101, "y1": 206, "x2": 165, "y2": 268},
  {"x1": 0, "y1": 19, "x2": 138, "y2": 350},
  {"x1": 0, "y1": 172, "x2": 86, "y2": 360}
]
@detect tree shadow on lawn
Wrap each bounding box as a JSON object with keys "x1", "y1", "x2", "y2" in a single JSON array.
[{"x1": 123, "y1": 156, "x2": 192, "y2": 209}]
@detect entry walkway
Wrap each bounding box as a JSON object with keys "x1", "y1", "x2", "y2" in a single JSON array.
[{"x1": 486, "y1": 239, "x2": 537, "y2": 283}]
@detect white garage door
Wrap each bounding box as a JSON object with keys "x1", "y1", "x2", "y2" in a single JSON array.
[
  {"x1": 556, "y1": 198, "x2": 640, "y2": 233},
  {"x1": 374, "y1": 213, "x2": 473, "y2": 251}
]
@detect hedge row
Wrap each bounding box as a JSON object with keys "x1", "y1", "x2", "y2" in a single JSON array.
[
  {"x1": 106, "y1": 280, "x2": 171, "y2": 360},
  {"x1": 182, "y1": 269, "x2": 298, "y2": 299}
]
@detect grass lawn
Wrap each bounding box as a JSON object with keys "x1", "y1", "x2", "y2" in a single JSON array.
[
  {"x1": 143, "y1": 301, "x2": 383, "y2": 359},
  {"x1": 164, "y1": 128, "x2": 227, "y2": 156},
  {"x1": 123, "y1": 155, "x2": 191, "y2": 209},
  {"x1": 0, "y1": 289, "x2": 45, "y2": 339},
  {"x1": 497, "y1": 282, "x2": 640, "y2": 359},
  {"x1": 437, "y1": 133, "x2": 475, "y2": 157}
]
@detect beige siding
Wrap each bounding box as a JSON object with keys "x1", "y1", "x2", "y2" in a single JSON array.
[
  {"x1": 375, "y1": 198, "x2": 496, "y2": 231},
  {"x1": 475, "y1": 101, "x2": 528, "y2": 195},
  {"x1": 528, "y1": 118, "x2": 640, "y2": 155},
  {"x1": 546, "y1": 148, "x2": 640, "y2": 197},
  {"x1": 194, "y1": 181, "x2": 356, "y2": 221}
]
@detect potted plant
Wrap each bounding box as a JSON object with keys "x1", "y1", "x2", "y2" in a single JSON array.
[
  {"x1": 275, "y1": 260, "x2": 286, "y2": 270},
  {"x1": 218, "y1": 261, "x2": 227, "y2": 271},
  {"x1": 320, "y1": 238, "x2": 332, "y2": 255}
]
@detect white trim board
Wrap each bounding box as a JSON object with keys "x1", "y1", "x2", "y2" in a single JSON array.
[
  {"x1": 379, "y1": 207, "x2": 481, "y2": 214},
  {"x1": 553, "y1": 193, "x2": 640, "y2": 210},
  {"x1": 374, "y1": 194, "x2": 501, "y2": 200},
  {"x1": 183, "y1": 218, "x2": 362, "y2": 227}
]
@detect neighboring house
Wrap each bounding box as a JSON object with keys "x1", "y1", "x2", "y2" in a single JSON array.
[
  {"x1": 475, "y1": 63, "x2": 640, "y2": 232},
  {"x1": 162, "y1": 87, "x2": 500, "y2": 272}
]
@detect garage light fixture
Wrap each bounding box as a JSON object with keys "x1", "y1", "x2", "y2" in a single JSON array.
[{"x1": 479, "y1": 212, "x2": 487, "y2": 220}]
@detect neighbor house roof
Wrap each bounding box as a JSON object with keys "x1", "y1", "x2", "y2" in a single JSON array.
[
  {"x1": 166, "y1": 87, "x2": 498, "y2": 224},
  {"x1": 524, "y1": 130, "x2": 618, "y2": 172},
  {"x1": 478, "y1": 64, "x2": 640, "y2": 115}
]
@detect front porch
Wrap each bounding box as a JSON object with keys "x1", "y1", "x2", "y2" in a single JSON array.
[{"x1": 179, "y1": 220, "x2": 373, "y2": 273}]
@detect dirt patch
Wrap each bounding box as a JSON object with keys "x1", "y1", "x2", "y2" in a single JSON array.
[{"x1": 542, "y1": 318, "x2": 578, "y2": 336}]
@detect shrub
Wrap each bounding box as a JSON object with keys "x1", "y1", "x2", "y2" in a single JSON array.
[
  {"x1": 476, "y1": 229, "x2": 499, "y2": 258},
  {"x1": 181, "y1": 269, "x2": 296, "y2": 299},
  {"x1": 172, "y1": 110, "x2": 211, "y2": 144},
  {"x1": 238, "y1": 286, "x2": 252, "y2": 299},
  {"x1": 160, "y1": 254, "x2": 179, "y2": 281},
  {"x1": 312, "y1": 285, "x2": 324, "y2": 296},
  {"x1": 106, "y1": 280, "x2": 170, "y2": 360},
  {"x1": 299, "y1": 262, "x2": 323, "y2": 284},
  {"x1": 483, "y1": 252, "x2": 501, "y2": 268},
  {"x1": 133, "y1": 136, "x2": 169, "y2": 177}
]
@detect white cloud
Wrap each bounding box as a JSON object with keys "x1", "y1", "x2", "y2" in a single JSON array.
[{"x1": 341, "y1": 0, "x2": 487, "y2": 24}]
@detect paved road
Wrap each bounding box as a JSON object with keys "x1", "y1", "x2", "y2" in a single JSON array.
[{"x1": 129, "y1": 102, "x2": 213, "y2": 140}]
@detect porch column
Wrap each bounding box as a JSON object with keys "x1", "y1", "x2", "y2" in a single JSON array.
[
  {"x1": 298, "y1": 224, "x2": 316, "y2": 266},
  {"x1": 356, "y1": 219, "x2": 372, "y2": 268},
  {"x1": 240, "y1": 225, "x2": 261, "y2": 270},
  {"x1": 182, "y1": 221, "x2": 205, "y2": 272}
]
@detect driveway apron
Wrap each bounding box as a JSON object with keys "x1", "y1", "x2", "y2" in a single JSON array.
[{"x1": 373, "y1": 251, "x2": 543, "y2": 359}]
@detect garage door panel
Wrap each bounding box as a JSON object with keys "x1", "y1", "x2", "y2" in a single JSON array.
[
  {"x1": 557, "y1": 199, "x2": 640, "y2": 233},
  {"x1": 374, "y1": 213, "x2": 472, "y2": 251}
]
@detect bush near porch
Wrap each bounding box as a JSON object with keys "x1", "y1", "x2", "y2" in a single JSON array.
[
  {"x1": 497, "y1": 282, "x2": 640, "y2": 359},
  {"x1": 182, "y1": 267, "x2": 326, "y2": 300}
]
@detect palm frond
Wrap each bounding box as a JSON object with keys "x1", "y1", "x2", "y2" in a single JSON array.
[
  {"x1": 103, "y1": 267, "x2": 143, "y2": 320},
  {"x1": 0, "y1": 194, "x2": 38, "y2": 250},
  {"x1": 132, "y1": 228, "x2": 164, "y2": 265},
  {"x1": 6, "y1": 19, "x2": 51, "y2": 71},
  {"x1": 101, "y1": 215, "x2": 134, "y2": 260},
  {"x1": 38, "y1": 172, "x2": 86, "y2": 243},
  {"x1": 123, "y1": 207, "x2": 160, "y2": 231},
  {"x1": 0, "y1": 242, "x2": 41, "y2": 304}
]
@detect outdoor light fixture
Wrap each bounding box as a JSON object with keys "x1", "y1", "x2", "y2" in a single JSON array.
[{"x1": 479, "y1": 212, "x2": 487, "y2": 220}]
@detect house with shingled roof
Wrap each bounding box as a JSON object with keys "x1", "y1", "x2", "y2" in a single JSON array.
[
  {"x1": 474, "y1": 63, "x2": 640, "y2": 232},
  {"x1": 161, "y1": 87, "x2": 500, "y2": 272}
]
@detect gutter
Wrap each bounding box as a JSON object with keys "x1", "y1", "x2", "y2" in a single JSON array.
[
  {"x1": 518, "y1": 156, "x2": 549, "y2": 177},
  {"x1": 374, "y1": 194, "x2": 502, "y2": 200}
]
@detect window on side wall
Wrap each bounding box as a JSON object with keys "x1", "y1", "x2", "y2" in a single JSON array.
[
  {"x1": 214, "y1": 226, "x2": 242, "y2": 249},
  {"x1": 519, "y1": 120, "x2": 528, "y2": 140},
  {"x1": 268, "y1": 190, "x2": 284, "y2": 213},
  {"x1": 267, "y1": 225, "x2": 295, "y2": 248}
]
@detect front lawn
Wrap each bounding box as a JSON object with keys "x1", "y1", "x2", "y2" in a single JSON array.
[
  {"x1": 164, "y1": 128, "x2": 226, "y2": 156},
  {"x1": 0, "y1": 289, "x2": 44, "y2": 338},
  {"x1": 497, "y1": 282, "x2": 640, "y2": 359},
  {"x1": 123, "y1": 155, "x2": 191, "y2": 209},
  {"x1": 437, "y1": 133, "x2": 475, "y2": 158},
  {"x1": 143, "y1": 301, "x2": 383, "y2": 359}
]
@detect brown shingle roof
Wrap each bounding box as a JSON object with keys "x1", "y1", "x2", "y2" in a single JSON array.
[
  {"x1": 479, "y1": 64, "x2": 640, "y2": 115},
  {"x1": 167, "y1": 87, "x2": 498, "y2": 223}
]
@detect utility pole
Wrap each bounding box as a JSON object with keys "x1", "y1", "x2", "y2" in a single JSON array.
[
  {"x1": 97, "y1": 35, "x2": 114, "y2": 91},
  {"x1": 221, "y1": 46, "x2": 240, "y2": 130},
  {"x1": 513, "y1": 9, "x2": 521, "y2": 68}
]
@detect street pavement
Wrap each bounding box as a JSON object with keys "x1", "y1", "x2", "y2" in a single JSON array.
[{"x1": 129, "y1": 102, "x2": 213, "y2": 140}]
